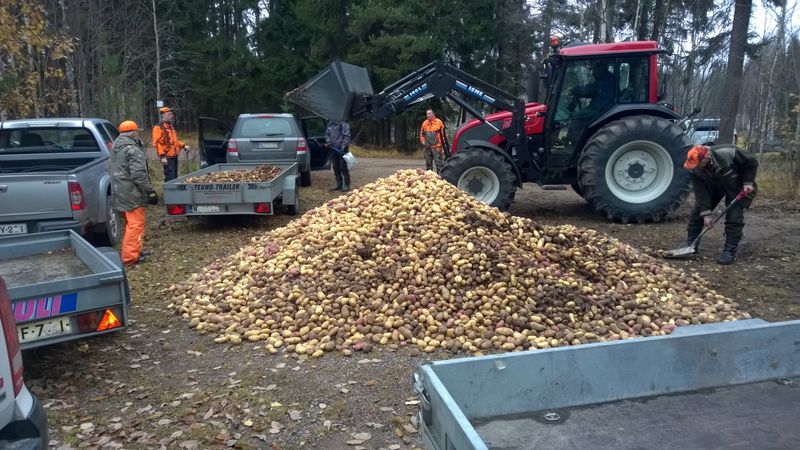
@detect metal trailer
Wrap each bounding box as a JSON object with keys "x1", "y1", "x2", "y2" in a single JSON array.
[
  {"x1": 0, "y1": 230, "x2": 130, "y2": 350},
  {"x1": 412, "y1": 319, "x2": 800, "y2": 450},
  {"x1": 162, "y1": 163, "x2": 299, "y2": 217}
]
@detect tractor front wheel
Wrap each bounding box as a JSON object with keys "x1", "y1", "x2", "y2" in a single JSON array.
[
  {"x1": 577, "y1": 115, "x2": 691, "y2": 223},
  {"x1": 440, "y1": 147, "x2": 518, "y2": 211}
]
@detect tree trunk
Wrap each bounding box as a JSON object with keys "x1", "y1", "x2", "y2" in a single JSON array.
[
  {"x1": 152, "y1": 0, "x2": 161, "y2": 101},
  {"x1": 59, "y1": 0, "x2": 79, "y2": 116},
  {"x1": 718, "y1": 0, "x2": 753, "y2": 145}
]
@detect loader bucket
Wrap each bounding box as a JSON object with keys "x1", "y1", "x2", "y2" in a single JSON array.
[{"x1": 286, "y1": 61, "x2": 374, "y2": 121}]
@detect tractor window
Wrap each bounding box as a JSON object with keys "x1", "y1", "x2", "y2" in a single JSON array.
[
  {"x1": 617, "y1": 58, "x2": 649, "y2": 103},
  {"x1": 551, "y1": 60, "x2": 616, "y2": 155}
]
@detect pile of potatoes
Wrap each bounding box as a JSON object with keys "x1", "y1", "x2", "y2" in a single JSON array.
[
  {"x1": 169, "y1": 169, "x2": 749, "y2": 357},
  {"x1": 185, "y1": 165, "x2": 283, "y2": 184}
]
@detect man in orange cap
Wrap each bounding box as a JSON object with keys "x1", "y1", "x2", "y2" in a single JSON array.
[
  {"x1": 683, "y1": 144, "x2": 759, "y2": 264},
  {"x1": 152, "y1": 106, "x2": 191, "y2": 182},
  {"x1": 110, "y1": 120, "x2": 158, "y2": 266}
]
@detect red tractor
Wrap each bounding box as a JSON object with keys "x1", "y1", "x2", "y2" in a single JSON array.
[{"x1": 289, "y1": 40, "x2": 691, "y2": 223}]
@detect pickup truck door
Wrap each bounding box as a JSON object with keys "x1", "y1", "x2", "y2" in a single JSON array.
[
  {"x1": 198, "y1": 117, "x2": 231, "y2": 166},
  {"x1": 301, "y1": 116, "x2": 330, "y2": 170}
]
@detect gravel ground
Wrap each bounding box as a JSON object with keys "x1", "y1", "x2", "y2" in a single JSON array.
[{"x1": 21, "y1": 157, "x2": 800, "y2": 449}]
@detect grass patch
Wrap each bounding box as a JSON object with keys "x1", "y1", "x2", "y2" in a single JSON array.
[
  {"x1": 350, "y1": 144, "x2": 424, "y2": 159},
  {"x1": 755, "y1": 152, "x2": 800, "y2": 201}
]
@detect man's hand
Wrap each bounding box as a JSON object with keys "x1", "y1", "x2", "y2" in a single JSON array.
[
  {"x1": 741, "y1": 184, "x2": 754, "y2": 196},
  {"x1": 147, "y1": 191, "x2": 159, "y2": 205},
  {"x1": 703, "y1": 215, "x2": 714, "y2": 229},
  {"x1": 184, "y1": 145, "x2": 192, "y2": 153},
  {"x1": 160, "y1": 157, "x2": 168, "y2": 166}
]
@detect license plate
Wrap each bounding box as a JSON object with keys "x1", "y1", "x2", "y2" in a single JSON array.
[
  {"x1": 257, "y1": 142, "x2": 279, "y2": 149},
  {"x1": 17, "y1": 317, "x2": 72, "y2": 343},
  {"x1": 195, "y1": 204, "x2": 220, "y2": 213},
  {"x1": 0, "y1": 223, "x2": 27, "y2": 235}
]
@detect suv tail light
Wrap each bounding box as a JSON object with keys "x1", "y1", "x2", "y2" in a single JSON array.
[
  {"x1": 296, "y1": 138, "x2": 308, "y2": 155},
  {"x1": 0, "y1": 279, "x2": 24, "y2": 396},
  {"x1": 68, "y1": 181, "x2": 86, "y2": 211},
  {"x1": 227, "y1": 138, "x2": 239, "y2": 157}
]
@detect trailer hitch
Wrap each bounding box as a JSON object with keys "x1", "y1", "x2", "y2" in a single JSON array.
[{"x1": 412, "y1": 372, "x2": 432, "y2": 426}]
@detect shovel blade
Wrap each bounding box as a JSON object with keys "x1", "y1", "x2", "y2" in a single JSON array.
[{"x1": 664, "y1": 245, "x2": 697, "y2": 258}]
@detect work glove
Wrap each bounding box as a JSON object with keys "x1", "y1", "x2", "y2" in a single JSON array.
[
  {"x1": 184, "y1": 145, "x2": 192, "y2": 153},
  {"x1": 160, "y1": 157, "x2": 168, "y2": 166},
  {"x1": 147, "y1": 191, "x2": 159, "y2": 205}
]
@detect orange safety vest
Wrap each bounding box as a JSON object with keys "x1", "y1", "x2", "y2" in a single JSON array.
[
  {"x1": 152, "y1": 121, "x2": 185, "y2": 158},
  {"x1": 420, "y1": 118, "x2": 446, "y2": 150}
]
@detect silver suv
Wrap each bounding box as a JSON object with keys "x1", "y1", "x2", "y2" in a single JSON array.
[
  {"x1": 0, "y1": 277, "x2": 47, "y2": 447},
  {"x1": 198, "y1": 114, "x2": 330, "y2": 187}
]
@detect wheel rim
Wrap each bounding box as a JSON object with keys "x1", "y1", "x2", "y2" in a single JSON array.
[
  {"x1": 604, "y1": 140, "x2": 674, "y2": 204},
  {"x1": 457, "y1": 166, "x2": 501, "y2": 204}
]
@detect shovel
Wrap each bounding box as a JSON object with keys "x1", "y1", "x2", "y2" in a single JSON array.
[{"x1": 665, "y1": 191, "x2": 748, "y2": 259}]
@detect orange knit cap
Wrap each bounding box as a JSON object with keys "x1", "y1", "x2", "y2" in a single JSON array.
[{"x1": 684, "y1": 145, "x2": 709, "y2": 170}]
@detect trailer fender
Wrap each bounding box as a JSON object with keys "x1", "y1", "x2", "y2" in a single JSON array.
[
  {"x1": 282, "y1": 174, "x2": 299, "y2": 206},
  {"x1": 463, "y1": 139, "x2": 523, "y2": 187}
]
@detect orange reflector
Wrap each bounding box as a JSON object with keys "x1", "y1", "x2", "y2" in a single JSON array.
[{"x1": 97, "y1": 309, "x2": 122, "y2": 331}]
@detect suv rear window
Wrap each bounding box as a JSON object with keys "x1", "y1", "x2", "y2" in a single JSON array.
[
  {"x1": 236, "y1": 117, "x2": 296, "y2": 138},
  {"x1": 0, "y1": 127, "x2": 101, "y2": 154}
]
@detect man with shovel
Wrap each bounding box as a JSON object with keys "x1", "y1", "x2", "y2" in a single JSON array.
[{"x1": 680, "y1": 144, "x2": 759, "y2": 265}]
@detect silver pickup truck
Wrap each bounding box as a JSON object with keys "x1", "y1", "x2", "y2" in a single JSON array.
[{"x1": 0, "y1": 118, "x2": 121, "y2": 246}]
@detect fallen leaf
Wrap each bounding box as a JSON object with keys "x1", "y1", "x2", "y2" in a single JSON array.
[
  {"x1": 318, "y1": 403, "x2": 327, "y2": 409},
  {"x1": 389, "y1": 445, "x2": 402, "y2": 449},
  {"x1": 203, "y1": 407, "x2": 215, "y2": 420},
  {"x1": 403, "y1": 424, "x2": 418, "y2": 433},
  {"x1": 340, "y1": 388, "x2": 350, "y2": 393},
  {"x1": 405, "y1": 400, "x2": 420, "y2": 406},
  {"x1": 179, "y1": 440, "x2": 199, "y2": 449},
  {"x1": 79, "y1": 422, "x2": 94, "y2": 431},
  {"x1": 379, "y1": 407, "x2": 395, "y2": 413},
  {"x1": 186, "y1": 350, "x2": 202, "y2": 356},
  {"x1": 346, "y1": 440, "x2": 366, "y2": 445},
  {"x1": 243, "y1": 419, "x2": 253, "y2": 427},
  {"x1": 365, "y1": 379, "x2": 377, "y2": 386},
  {"x1": 323, "y1": 420, "x2": 332, "y2": 430},
  {"x1": 289, "y1": 410, "x2": 302, "y2": 421},
  {"x1": 270, "y1": 402, "x2": 282, "y2": 409},
  {"x1": 253, "y1": 434, "x2": 268, "y2": 442},
  {"x1": 157, "y1": 419, "x2": 172, "y2": 426},
  {"x1": 275, "y1": 363, "x2": 286, "y2": 369},
  {"x1": 266, "y1": 384, "x2": 277, "y2": 391}
]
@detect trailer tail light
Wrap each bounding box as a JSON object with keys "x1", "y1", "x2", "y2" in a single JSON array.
[
  {"x1": 254, "y1": 203, "x2": 272, "y2": 214},
  {"x1": 0, "y1": 279, "x2": 24, "y2": 396},
  {"x1": 77, "y1": 311, "x2": 99, "y2": 332},
  {"x1": 68, "y1": 181, "x2": 86, "y2": 211},
  {"x1": 227, "y1": 138, "x2": 239, "y2": 158},
  {"x1": 96, "y1": 309, "x2": 122, "y2": 331},
  {"x1": 296, "y1": 138, "x2": 308, "y2": 155},
  {"x1": 167, "y1": 204, "x2": 187, "y2": 215}
]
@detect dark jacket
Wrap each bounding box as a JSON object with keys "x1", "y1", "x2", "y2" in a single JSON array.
[
  {"x1": 689, "y1": 145, "x2": 758, "y2": 216},
  {"x1": 110, "y1": 134, "x2": 155, "y2": 212},
  {"x1": 325, "y1": 121, "x2": 351, "y2": 151}
]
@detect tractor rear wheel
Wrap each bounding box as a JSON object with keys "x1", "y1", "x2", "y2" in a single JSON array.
[
  {"x1": 440, "y1": 146, "x2": 517, "y2": 211},
  {"x1": 577, "y1": 115, "x2": 691, "y2": 223}
]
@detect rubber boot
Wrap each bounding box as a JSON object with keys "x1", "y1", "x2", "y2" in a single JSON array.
[
  {"x1": 341, "y1": 184, "x2": 350, "y2": 192},
  {"x1": 716, "y1": 236, "x2": 740, "y2": 265},
  {"x1": 687, "y1": 233, "x2": 701, "y2": 251},
  {"x1": 329, "y1": 185, "x2": 342, "y2": 191}
]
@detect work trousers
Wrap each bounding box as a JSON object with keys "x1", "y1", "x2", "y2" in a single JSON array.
[
  {"x1": 331, "y1": 151, "x2": 350, "y2": 187},
  {"x1": 424, "y1": 146, "x2": 446, "y2": 174},
  {"x1": 163, "y1": 157, "x2": 179, "y2": 182},
  {"x1": 121, "y1": 207, "x2": 146, "y2": 265}
]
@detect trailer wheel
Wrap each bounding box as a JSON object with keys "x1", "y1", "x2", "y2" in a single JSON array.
[
  {"x1": 578, "y1": 115, "x2": 691, "y2": 223},
  {"x1": 440, "y1": 146, "x2": 517, "y2": 211}
]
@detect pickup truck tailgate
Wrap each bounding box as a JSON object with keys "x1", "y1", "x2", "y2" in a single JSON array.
[{"x1": 0, "y1": 174, "x2": 71, "y2": 222}]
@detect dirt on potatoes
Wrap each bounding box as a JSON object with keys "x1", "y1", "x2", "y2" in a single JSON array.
[{"x1": 22, "y1": 157, "x2": 800, "y2": 450}]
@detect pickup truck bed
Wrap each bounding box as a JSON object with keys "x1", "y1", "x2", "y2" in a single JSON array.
[{"x1": 413, "y1": 319, "x2": 800, "y2": 450}]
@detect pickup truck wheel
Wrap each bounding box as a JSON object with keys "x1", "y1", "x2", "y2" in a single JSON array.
[
  {"x1": 440, "y1": 146, "x2": 517, "y2": 211},
  {"x1": 578, "y1": 115, "x2": 691, "y2": 223},
  {"x1": 299, "y1": 169, "x2": 312, "y2": 187},
  {"x1": 94, "y1": 199, "x2": 121, "y2": 246}
]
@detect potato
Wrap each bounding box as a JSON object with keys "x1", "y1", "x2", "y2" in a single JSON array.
[{"x1": 171, "y1": 169, "x2": 748, "y2": 358}]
